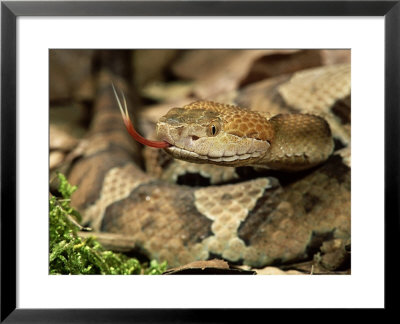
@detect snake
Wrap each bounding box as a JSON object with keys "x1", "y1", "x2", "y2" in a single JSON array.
[
  {"x1": 67, "y1": 60, "x2": 351, "y2": 270},
  {"x1": 115, "y1": 88, "x2": 334, "y2": 171}
]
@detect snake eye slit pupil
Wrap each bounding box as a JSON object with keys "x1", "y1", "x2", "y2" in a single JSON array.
[{"x1": 207, "y1": 121, "x2": 220, "y2": 137}]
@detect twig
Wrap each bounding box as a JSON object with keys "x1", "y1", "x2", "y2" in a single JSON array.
[
  {"x1": 78, "y1": 231, "x2": 137, "y2": 253},
  {"x1": 51, "y1": 194, "x2": 92, "y2": 232}
]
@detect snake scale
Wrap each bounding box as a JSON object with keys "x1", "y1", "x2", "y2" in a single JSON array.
[{"x1": 67, "y1": 55, "x2": 351, "y2": 270}]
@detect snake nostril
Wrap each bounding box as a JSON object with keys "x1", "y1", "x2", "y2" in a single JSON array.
[{"x1": 191, "y1": 135, "x2": 200, "y2": 141}]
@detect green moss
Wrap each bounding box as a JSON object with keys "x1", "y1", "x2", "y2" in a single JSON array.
[{"x1": 49, "y1": 173, "x2": 167, "y2": 275}]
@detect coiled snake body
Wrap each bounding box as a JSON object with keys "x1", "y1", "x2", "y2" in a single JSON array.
[{"x1": 68, "y1": 63, "x2": 351, "y2": 269}]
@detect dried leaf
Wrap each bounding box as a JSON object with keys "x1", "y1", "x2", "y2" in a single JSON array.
[
  {"x1": 50, "y1": 49, "x2": 95, "y2": 101},
  {"x1": 50, "y1": 124, "x2": 79, "y2": 151},
  {"x1": 163, "y1": 259, "x2": 256, "y2": 275}
]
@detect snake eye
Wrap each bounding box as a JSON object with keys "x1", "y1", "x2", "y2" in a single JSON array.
[{"x1": 207, "y1": 121, "x2": 220, "y2": 137}]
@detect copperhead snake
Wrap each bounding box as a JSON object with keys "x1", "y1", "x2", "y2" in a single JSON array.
[
  {"x1": 67, "y1": 59, "x2": 351, "y2": 270},
  {"x1": 114, "y1": 87, "x2": 334, "y2": 171}
]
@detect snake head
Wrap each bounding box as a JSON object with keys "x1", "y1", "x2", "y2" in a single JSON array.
[{"x1": 156, "y1": 102, "x2": 272, "y2": 166}]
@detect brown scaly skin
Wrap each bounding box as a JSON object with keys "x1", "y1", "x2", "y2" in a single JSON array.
[
  {"x1": 156, "y1": 101, "x2": 334, "y2": 171},
  {"x1": 68, "y1": 60, "x2": 350, "y2": 270}
]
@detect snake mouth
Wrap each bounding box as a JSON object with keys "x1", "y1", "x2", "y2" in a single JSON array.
[
  {"x1": 165, "y1": 145, "x2": 263, "y2": 163},
  {"x1": 157, "y1": 119, "x2": 270, "y2": 164}
]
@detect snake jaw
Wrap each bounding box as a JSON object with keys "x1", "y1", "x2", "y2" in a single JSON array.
[
  {"x1": 112, "y1": 83, "x2": 170, "y2": 149},
  {"x1": 156, "y1": 119, "x2": 270, "y2": 166}
]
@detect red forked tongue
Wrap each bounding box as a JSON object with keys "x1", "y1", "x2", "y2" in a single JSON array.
[
  {"x1": 112, "y1": 84, "x2": 170, "y2": 149},
  {"x1": 122, "y1": 116, "x2": 170, "y2": 148}
]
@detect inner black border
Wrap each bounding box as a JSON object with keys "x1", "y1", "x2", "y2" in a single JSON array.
[{"x1": 1, "y1": 1, "x2": 399, "y2": 322}]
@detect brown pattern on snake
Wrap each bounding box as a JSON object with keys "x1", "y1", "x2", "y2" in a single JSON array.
[
  {"x1": 101, "y1": 181, "x2": 213, "y2": 265},
  {"x1": 237, "y1": 155, "x2": 350, "y2": 266},
  {"x1": 68, "y1": 60, "x2": 351, "y2": 268}
]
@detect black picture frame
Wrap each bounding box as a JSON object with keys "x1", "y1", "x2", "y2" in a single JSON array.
[{"x1": 1, "y1": 0, "x2": 398, "y2": 322}]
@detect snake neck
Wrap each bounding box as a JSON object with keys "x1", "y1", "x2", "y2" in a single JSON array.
[{"x1": 259, "y1": 113, "x2": 334, "y2": 171}]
